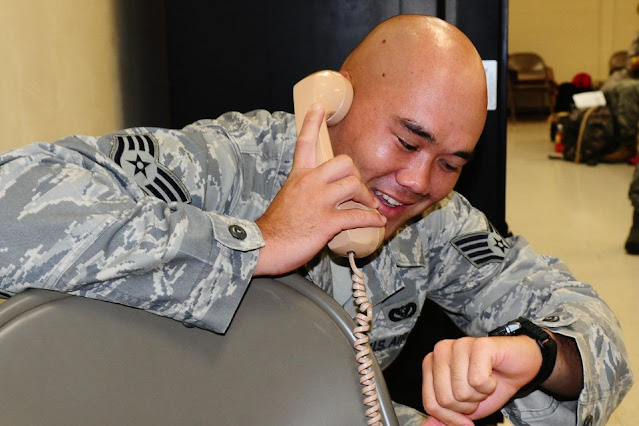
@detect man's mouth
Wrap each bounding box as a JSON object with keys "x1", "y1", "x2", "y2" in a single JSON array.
[{"x1": 372, "y1": 189, "x2": 404, "y2": 207}]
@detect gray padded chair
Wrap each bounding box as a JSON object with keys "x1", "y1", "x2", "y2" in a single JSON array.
[{"x1": 0, "y1": 274, "x2": 398, "y2": 426}]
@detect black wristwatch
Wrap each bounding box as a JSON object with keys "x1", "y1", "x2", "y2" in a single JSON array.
[{"x1": 488, "y1": 317, "x2": 557, "y2": 396}]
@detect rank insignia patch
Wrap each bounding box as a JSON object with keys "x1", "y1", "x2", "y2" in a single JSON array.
[
  {"x1": 451, "y1": 223, "x2": 509, "y2": 267},
  {"x1": 110, "y1": 134, "x2": 191, "y2": 204}
]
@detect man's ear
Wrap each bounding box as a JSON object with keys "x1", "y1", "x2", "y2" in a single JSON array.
[{"x1": 339, "y1": 70, "x2": 352, "y2": 82}]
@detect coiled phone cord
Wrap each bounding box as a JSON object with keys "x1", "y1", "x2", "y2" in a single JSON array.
[{"x1": 348, "y1": 252, "x2": 383, "y2": 426}]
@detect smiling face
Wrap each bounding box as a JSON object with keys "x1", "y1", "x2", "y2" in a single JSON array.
[{"x1": 329, "y1": 16, "x2": 487, "y2": 239}]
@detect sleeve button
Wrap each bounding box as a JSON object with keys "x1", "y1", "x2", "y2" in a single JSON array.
[
  {"x1": 543, "y1": 315, "x2": 560, "y2": 322},
  {"x1": 583, "y1": 414, "x2": 593, "y2": 426},
  {"x1": 228, "y1": 224, "x2": 247, "y2": 240}
]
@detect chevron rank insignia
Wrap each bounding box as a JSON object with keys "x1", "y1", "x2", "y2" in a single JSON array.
[
  {"x1": 110, "y1": 134, "x2": 192, "y2": 204},
  {"x1": 451, "y1": 224, "x2": 509, "y2": 267}
]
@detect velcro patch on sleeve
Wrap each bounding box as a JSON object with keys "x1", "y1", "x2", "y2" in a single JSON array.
[{"x1": 451, "y1": 226, "x2": 509, "y2": 268}]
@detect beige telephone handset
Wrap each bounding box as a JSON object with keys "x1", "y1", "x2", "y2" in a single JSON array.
[
  {"x1": 294, "y1": 70, "x2": 384, "y2": 426},
  {"x1": 293, "y1": 70, "x2": 385, "y2": 258}
]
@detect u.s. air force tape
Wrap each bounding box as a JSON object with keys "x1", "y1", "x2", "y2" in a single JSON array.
[
  {"x1": 110, "y1": 133, "x2": 191, "y2": 204},
  {"x1": 451, "y1": 224, "x2": 509, "y2": 267}
]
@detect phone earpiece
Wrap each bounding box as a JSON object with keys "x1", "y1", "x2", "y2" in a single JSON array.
[
  {"x1": 294, "y1": 70, "x2": 353, "y2": 126},
  {"x1": 320, "y1": 73, "x2": 352, "y2": 125}
]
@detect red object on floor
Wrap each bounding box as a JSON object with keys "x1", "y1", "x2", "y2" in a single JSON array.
[
  {"x1": 629, "y1": 155, "x2": 639, "y2": 165},
  {"x1": 554, "y1": 124, "x2": 564, "y2": 153}
]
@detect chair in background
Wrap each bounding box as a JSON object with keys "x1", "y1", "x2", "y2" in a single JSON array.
[{"x1": 508, "y1": 52, "x2": 557, "y2": 120}]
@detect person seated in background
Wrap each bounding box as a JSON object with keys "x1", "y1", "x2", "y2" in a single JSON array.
[
  {"x1": 0, "y1": 14, "x2": 633, "y2": 426},
  {"x1": 601, "y1": 2, "x2": 639, "y2": 163},
  {"x1": 550, "y1": 72, "x2": 593, "y2": 142}
]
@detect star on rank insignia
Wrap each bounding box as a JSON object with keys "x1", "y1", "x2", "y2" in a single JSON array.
[
  {"x1": 451, "y1": 223, "x2": 509, "y2": 268},
  {"x1": 110, "y1": 133, "x2": 191, "y2": 204}
]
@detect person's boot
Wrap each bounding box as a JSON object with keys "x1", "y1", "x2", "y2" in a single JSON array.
[
  {"x1": 602, "y1": 144, "x2": 637, "y2": 163},
  {"x1": 625, "y1": 209, "x2": 639, "y2": 254}
]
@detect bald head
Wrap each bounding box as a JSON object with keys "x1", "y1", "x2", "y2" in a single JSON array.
[
  {"x1": 343, "y1": 15, "x2": 484, "y2": 88},
  {"x1": 341, "y1": 15, "x2": 487, "y2": 153}
]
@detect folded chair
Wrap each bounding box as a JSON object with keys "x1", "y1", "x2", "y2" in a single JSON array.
[
  {"x1": 508, "y1": 52, "x2": 557, "y2": 119},
  {"x1": 0, "y1": 274, "x2": 398, "y2": 426}
]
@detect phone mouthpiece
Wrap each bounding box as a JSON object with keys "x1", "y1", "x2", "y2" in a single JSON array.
[{"x1": 328, "y1": 201, "x2": 385, "y2": 258}]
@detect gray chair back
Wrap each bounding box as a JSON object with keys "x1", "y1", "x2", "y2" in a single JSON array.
[{"x1": 0, "y1": 274, "x2": 398, "y2": 426}]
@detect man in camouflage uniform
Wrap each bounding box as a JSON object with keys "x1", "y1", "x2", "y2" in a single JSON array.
[
  {"x1": 601, "y1": 4, "x2": 639, "y2": 162},
  {"x1": 602, "y1": 3, "x2": 639, "y2": 250},
  {"x1": 0, "y1": 15, "x2": 632, "y2": 426}
]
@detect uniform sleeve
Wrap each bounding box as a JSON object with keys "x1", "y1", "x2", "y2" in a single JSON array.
[
  {"x1": 0, "y1": 111, "x2": 296, "y2": 334},
  {"x1": 421, "y1": 193, "x2": 633, "y2": 426}
]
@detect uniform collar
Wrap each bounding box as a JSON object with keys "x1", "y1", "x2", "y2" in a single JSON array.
[
  {"x1": 365, "y1": 244, "x2": 406, "y2": 305},
  {"x1": 387, "y1": 221, "x2": 427, "y2": 268}
]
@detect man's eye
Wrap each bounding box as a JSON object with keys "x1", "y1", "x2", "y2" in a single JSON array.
[
  {"x1": 398, "y1": 137, "x2": 417, "y2": 151},
  {"x1": 440, "y1": 160, "x2": 461, "y2": 172}
]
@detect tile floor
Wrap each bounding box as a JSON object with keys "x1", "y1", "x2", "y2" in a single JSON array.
[{"x1": 504, "y1": 118, "x2": 638, "y2": 425}]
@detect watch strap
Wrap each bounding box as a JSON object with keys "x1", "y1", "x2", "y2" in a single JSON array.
[{"x1": 488, "y1": 317, "x2": 557, "y2": 396}]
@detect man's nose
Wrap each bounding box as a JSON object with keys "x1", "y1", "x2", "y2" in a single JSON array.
[{"x1": 396, "y1": 161, "x2": 431, "y2": 195}]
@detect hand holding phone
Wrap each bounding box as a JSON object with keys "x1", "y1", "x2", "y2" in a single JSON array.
[{"x1": 293, "y1": 71, "x2": 385, "y2": 258}]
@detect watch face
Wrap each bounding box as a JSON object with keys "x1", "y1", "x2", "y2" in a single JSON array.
[
  {"x1": 488, "y1": 318, "x2": 528, "y2": 337},
  {"x1": 489, "y1": 323, "x2": 514, "y2": 336},
  {"x1": 503, "y1": 322, "x2": 523, "y2": 335}
]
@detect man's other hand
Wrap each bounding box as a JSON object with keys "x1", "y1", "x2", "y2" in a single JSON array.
[{"x1": 421, "y1": 335, "x2": 542, "y2": 426}]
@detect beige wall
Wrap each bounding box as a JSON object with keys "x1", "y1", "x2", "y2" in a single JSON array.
[
  {"x1": 510, "y1": 0, "x2": 639, "y2": 84},
  {"x1": 0, "y1": 0, "x2": 122, "y2": 152}
]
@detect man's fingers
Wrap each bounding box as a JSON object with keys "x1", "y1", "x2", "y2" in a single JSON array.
[
  {"x1": 325, "y1": 175, "x2": 379, "y2": 210},
  {"x1": 451, "y1": 338, "x2": 494, "y2": 402},
  {"x1": 295, "y1": 154, "x2": 379, "y2": 210},
  {"x1": 314, "y1": 153, "x2": 363, "y2": 181},
  {"x1": 430, "y1": 341, "x2": 480, "y2": 416},
  {"x1": 422, "y1": 353, "x2": 475, "y2": 426},
  {"x1": 467, "y1": 338, "x2": 499, "y2": 395},
  {"x1": 331, "y1": 203, "x2": 386, "y2": 230},
  {"x1": 293, "y1": 103, "x2": 325, "y2": 169}
]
